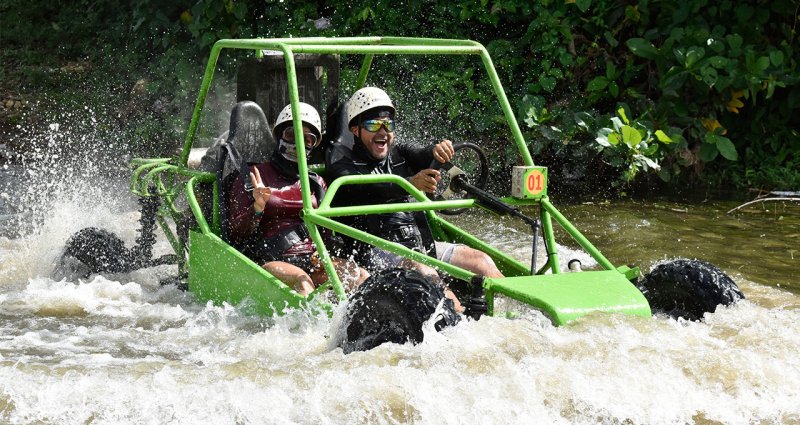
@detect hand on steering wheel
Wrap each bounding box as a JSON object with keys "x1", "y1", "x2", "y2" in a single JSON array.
[
  {"x1": 426, "y1": 141, "x2": 490, "y2": 215},
  {"x1": 416, "y1": 140, "x2": 453, "y2": 193},
  {"x1": 409, "y1": 169, "x2": 441, "y2": 193},
  {"x1": 432, "y1": 139, "x2": 455, "y2": 165}
]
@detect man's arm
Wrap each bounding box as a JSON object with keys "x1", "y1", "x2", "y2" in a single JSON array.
[
  {"x1": 396, "y1": 142, "x2": 435, "y2": 171},
  {"x1": 397, "y1": 140, "x2": 454, "y2": 171}
]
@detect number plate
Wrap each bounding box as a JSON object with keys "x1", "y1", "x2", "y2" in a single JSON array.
[{"x1": 511, "y1": 166, "x2": 547, "y2": 199}]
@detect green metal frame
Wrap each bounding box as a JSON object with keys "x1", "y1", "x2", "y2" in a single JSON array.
[{"x1": 130, "y1": 36, "x2": 650, "y2": 325}]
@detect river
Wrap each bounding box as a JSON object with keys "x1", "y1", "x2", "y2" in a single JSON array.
[{"x1": 1, "y1": 160, "x2": 799, "y2": 424}]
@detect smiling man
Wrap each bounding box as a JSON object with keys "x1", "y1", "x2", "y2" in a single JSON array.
[{"x1": 326, "y1": 87, "x2": 503, "y2": 313}]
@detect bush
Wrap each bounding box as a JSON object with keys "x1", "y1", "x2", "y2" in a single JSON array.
[{"x1": 2, "y1": 0, "x2": 798, "y2": 194}]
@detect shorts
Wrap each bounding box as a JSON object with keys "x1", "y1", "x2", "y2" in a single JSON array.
[{"x1": 367, "y1": 241, "x2": 461, "y2": 271}]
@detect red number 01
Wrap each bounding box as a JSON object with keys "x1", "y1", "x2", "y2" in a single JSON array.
[{"x1": 526, "y1": 170, "x2": 544, "y2": 195}]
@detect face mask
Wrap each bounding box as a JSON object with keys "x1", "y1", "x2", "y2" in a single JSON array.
[{"x1": 277, "y1": 139, "x2": 299, "y2": 162}]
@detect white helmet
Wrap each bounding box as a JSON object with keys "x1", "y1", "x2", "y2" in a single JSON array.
[
  {"x1": 273, "y1": 102, "x2": 322, "y2": 144},
  {"x1": 346, "y1": 87, "x2": 396, "y2": 126}
]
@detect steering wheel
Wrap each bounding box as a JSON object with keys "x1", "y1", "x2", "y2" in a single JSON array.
[{"x1": 428, "y1": 142, "x2": 489, "y2": 215}]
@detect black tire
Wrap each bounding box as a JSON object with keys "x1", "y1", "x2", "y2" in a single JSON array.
[
  {"x1": 636, "y1": 259, "x2": 745, "y2": 321},
  {"x1": 63, "y1": 227, "x2": 136, "y2": 274},
  {"x1": 340, "y1": 268, "x2": 460, "y2": 353},
  {"x1": 59, "y1": 195, "x2": 167, "y2": 278}
]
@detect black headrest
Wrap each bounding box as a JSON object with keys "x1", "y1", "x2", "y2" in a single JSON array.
[
  {"x1": 199, "y1": 101, "x2": 274, "y2": 174},
  {"x1": 227, "y1": 100, "x2": 274, "y2": 163},
  {"x1": 323, "y1": 103, "x2": 359, "y2": 183}
]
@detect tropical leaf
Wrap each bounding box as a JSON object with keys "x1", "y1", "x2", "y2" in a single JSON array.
[
  {"x1": 595, "y1": 127, "x2": 614, "y2": 147},
  {"x1": 573, "y1": 111, "x2": 593, "y2": 130},
  {"x1": 770, "y1": 50, "x2": 784, "y2": 66},
  {"x1": 699, "y1": 142, "x2": 719, "y2": 161},
  {"x1": 654, "y1": 130, "x2": 673, "y2": 143},
  {"x1": 610, "y1": 116, "x2": 624, "y2": 131},
  {"x1": 708, "y1": 134, "x2": 738, "y2": 160},
  {"x1": 621, "y1": 125, "x2": 642, "y2": 147},
  {"x1": 587, "y1": 76, "x2": 608, "y2": 92},
  {"x1": 626, "y1": 38, "x2": 659, "y2": 60},
  {"x1": 617, "y1": 107, "x2": 629, "y2": 125},
  {"x1": 576, "y1": 0, "x2": 591, "y2": 12}
]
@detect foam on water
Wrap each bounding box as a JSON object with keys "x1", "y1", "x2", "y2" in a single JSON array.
[{"x1": 2, "y1": 271, "x2": 800, "y2": 424}]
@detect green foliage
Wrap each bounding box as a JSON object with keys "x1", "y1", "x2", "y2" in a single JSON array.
[
  {"x1": 594, "y1": 107, "x2": 677, "y2": 183},
  {"x1": 611, "y1": 0, "x2": 798, "y2": 189},
  {"x1": 509, "y1": 0, "x2": 799, "y2": 191},
  {"x1": 2, "y1": 0, "x2": 798, "y2": 193}
]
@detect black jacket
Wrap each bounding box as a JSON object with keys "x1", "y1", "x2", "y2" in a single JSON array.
[{"x1": 325, "y1": 138, "x2": 436, "y2": 257}]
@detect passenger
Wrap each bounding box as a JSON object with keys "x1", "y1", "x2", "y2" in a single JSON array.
[
  {"x1": 326, "y1": 87, "x2": 504, "y2": 310},
  {"x1": 229, "y1": 102, "x2": 369, "y2": 296}
]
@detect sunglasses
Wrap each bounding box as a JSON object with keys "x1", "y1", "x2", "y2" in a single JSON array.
[
  {"x1": 361, "y1": 119, "x2": 395, "y2": 133},
  {"x1": 282, "y1": 126, "x2": 318, "y2": 147}
]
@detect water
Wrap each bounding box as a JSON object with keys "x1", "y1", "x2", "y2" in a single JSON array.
[
  {"x1": 496, "y1": 199, "x2": 800, "y2": 294},
  {"x1": 1, "y1": 166, "x2": 799, "y2": 423}
]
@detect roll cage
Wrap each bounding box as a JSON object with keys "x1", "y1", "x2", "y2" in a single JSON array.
[{"x1": 130, "y1": 37, "x2": 649, "y2": 324}]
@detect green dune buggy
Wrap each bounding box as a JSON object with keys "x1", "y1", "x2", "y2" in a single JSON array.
[{"x1": 61, "y1": 37, "x2": 743, "y2": 352}]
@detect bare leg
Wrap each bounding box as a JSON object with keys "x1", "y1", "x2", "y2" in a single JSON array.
[
  {"x1": 310, "y1": 256, "x2": 370, "y2": 292},
  {"x1": 262, "y1": 261, "x2": 315, "y2": 296},
  {"x1": 447, "y1": 246, "x2": 503, "y2": 278}
]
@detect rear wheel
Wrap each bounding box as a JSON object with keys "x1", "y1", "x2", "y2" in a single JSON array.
[
  {"x1": 58, "y1": 195, "x2": 167, "y2": 278},
  {"x1": 62, "y1": 227, "x2": 136, "y2": 274},
  {"x1": 637, "y1": 259, "x2": 744, "y2": 321},
  {"x1": 340, "y1": 268, "x2": 460, "y2": 353}
]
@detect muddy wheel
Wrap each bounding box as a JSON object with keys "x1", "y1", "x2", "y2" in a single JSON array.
[
  {"x1": 637, "y1": 259, "x2": 744, "y2": 321},
  {"x1": 340, "y1": 268, "x2": 460, "y2": 353},
  {"x1": 62, "y1": 227, "x2": 137, "y2": 275}
]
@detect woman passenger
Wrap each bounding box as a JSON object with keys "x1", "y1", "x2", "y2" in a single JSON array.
[{"x1": 228, "y1": 102, "x2": 368, "y2": 295}]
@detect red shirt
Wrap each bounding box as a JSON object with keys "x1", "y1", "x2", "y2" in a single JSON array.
[{"x1": 228, "y1": 162, "x2": 325, "y2": 257}]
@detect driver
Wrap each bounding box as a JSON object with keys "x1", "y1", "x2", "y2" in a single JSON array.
[
  {"x1": 326, "y1": 87, "x2": 503, "y2": 309},
  {"x1": 228, "y1": 102, "x2": 369, "y2": 296}
]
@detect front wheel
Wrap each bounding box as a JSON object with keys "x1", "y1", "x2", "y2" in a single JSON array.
[
  {"x1": 339, "y1": 268, "x2": 460, "y2": 353},
  {"x1": 636, "y1": 259, "x2": 744, "y2": 321}
]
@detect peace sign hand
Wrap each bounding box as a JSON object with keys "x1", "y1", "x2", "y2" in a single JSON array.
[{"x1": 249, "y1": 166, "x2": 271, "y2": 214}]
